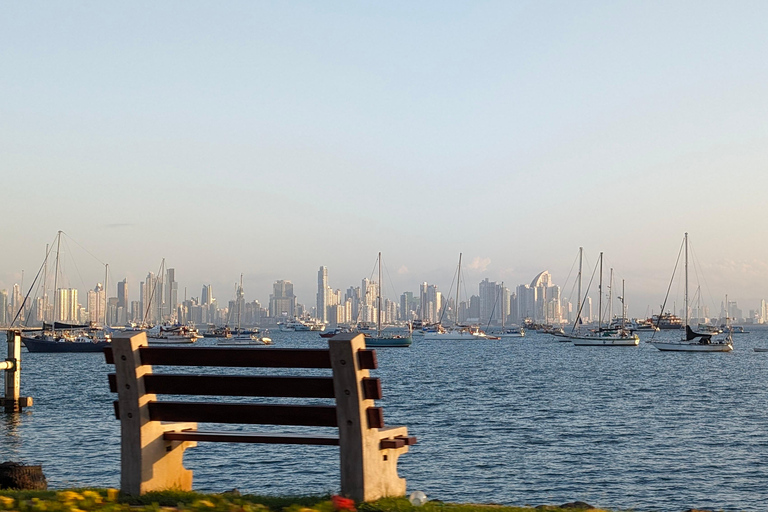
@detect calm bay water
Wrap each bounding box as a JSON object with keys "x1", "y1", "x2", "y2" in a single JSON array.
[{"x1": 2, "y1": 327, "x2": 768, "y2": 511}]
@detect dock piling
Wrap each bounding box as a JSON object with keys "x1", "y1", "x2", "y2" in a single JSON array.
[{"x1": 2, "y1": 330, "x2": 32, "y2": 413}]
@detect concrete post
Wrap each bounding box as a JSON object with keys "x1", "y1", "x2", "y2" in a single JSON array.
[{"x1": 2, "y1": 330, "x2": 32, "y2": 413}]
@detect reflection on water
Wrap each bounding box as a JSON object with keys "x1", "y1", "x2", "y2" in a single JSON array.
[{"x1": 2, "y1": 328, "x2": 768, "y2": 511}]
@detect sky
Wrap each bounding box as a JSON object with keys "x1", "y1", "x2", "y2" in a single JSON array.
[{"x1": 2, "y1": 1, "x2": 768, "y2": 318}]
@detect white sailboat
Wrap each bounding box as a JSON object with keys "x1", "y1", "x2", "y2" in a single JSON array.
[
  {"x1": 423, "y1": 253, "x2": 489, "y2": 341},
  {"x1": 567, "y1": 250, "x2": 639, "y2": 347},
  {"x1": 650, "y1": 233, "x2": 733, "y2": 352},
  {"x1": 219, "y1": 274, "x2": 272, "y2": 346},
  {"x1": 364, "y1": 252, "x2": 412, "y2": 347}
]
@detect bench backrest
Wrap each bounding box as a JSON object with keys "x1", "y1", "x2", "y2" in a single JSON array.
[{"x1": 104, "y1": 342, "x2": 385, "y2": 432}]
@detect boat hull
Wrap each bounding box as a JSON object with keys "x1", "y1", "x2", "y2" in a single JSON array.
[
  {"x1": 570, "y1": 335, "x2": 640, "y2": 346},
  {"x1": 651, "y1": 341, "x2": 733, "y2": 352},
  {"x1": 364, "y1": 336, "x2": 412, "y2": 348},
  {"x1": 21, "y1": 336, "x2": 109, "y2": 353},
  {"x1": 422, "y1": 332, "x2": 487, "y2": 340}
]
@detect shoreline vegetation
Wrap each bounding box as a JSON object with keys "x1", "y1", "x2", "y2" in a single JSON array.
[
  {"x1": 0, "y1": 489, "x2": 617, "y2": 512},
  {"x1": 0, "y1": 488, "x2": 721, "y2": 512}
]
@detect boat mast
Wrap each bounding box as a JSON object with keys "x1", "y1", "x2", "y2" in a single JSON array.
[
  {"x1": 598, "y1": 252, "x2": 603, "y2": 331},
  {"x1": 238, "y1": 274, "x2": 243, "y2": 333},
  {"x1": 684, "y1": 232, "x2": 688, "y2": 328},
  {"x1": 52, "y1": 231, "x2": 62, "y2": 336},
  {"x1": 377, "y1": 252, "x2": 382, "y2": 336},
  {"x1": 43, "y1": 244, "x2": 48, "y2": 324},
  {"x1": 456, "y1": 253, "x2": 462, "y2": 326},
  {"x1": 104, "y1": 263, "x2": 109, "y2": 327},
  {"x1": 576, "y1": 247, "x2": 582, "y2": 328}
]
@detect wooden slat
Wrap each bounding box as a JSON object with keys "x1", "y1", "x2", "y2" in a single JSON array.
[
  {"x1": 366, "y1": 407, "x2": 384, "y2": 429},
  {"x1": 358, "y1": 349, "x2": 377, "y2": 370},
  {"x1": 138, "y1": 347, "x2": 333, "y2": 368},
  {"x1": 109, "y1": 373, "x2": 335, "y2": 398},
  {"x1": 113, "y1": 400, "x2": 120, "y2": 419},
  {"x1": 361, "y1": 377, "x2": 382, "y2": 400},
  {"x1": 380, "y1": 438, "x2": 405, "y2": 449},
  {"x1": 163, "y1": 430, "x2": 340, "y2": 446},
  {"x1": 143, "y1": 375, "x2": 335, "y2": 398},
  {"x1": 104, "y1": 346, "x2": 114, "y2": 364},
  {"x1": 148, "y1": 402, "x2": 338, "y2": 426}
]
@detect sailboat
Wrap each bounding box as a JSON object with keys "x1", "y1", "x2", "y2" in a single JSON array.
[
  {"x1": 423, "y1": 253, "x2": 489, "y2": 341},
  {"x1": 650, "y1": 233, "x2": 733, "y2": 352},
  {"x1": 218, "y1": 275, "x2": 272, "y2": 346},
  {"x1": 567, "y1": 250, "x2": 640, "y2": 346},
  {"x1": 21, "y1": 231, "x2": 112, "y2": 353},
  {"x1": 363, "y1": 253, "x2": 412, "y2": 347}
]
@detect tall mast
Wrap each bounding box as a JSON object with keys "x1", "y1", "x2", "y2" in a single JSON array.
[
  {"x1": 104, "y1": 263, "x2": 109, "y2": 327},
  {"x1": 52, "y1": 231, "x2": 62, "y2": 334},
  {"x1": 456, "y1": 253, "x2": 462, "y2": 325},
  {"x1": 43, "y1": 244, "x2": 48, "y2": 323},
  {"x1": 377, "y1": 252, "x2": 382, "y2": 336},
  {"x1": 577, "y1": 247, "x2": 582, "y2": 327},
  {"x1": 598, "y1": 252, "x2": 603, "y2": 331},
  {"x1": 238, "y1": 274, "x2": 243, "y2": 332},
  {"x1": 684, "y1": 232, "x2": 689, "y2": 328}
]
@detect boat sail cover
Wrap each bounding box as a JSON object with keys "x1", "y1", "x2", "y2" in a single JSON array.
[
  {"x1": 686, "y1": 325, "x2": 711, "y2": 342},
  {"x1": 43, "y1": 321, "x2": 90, "y2": 330}
]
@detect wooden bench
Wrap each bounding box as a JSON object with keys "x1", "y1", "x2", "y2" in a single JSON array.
[{"x1": 104, "y1": 331, "x2": 415, "y2": 501}]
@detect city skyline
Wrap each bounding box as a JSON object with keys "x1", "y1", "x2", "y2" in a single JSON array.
[
  {"x1": 2, "y1": 243, "x2": 766, "y2": 326},
  {"x1": 3, "y1": 2, "x2": 768, "y2": 318}
]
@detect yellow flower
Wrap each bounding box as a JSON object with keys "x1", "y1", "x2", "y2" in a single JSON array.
[
  {"x1": 196, "y1": 499, "x2": 216, "y2": 508},
  {"x1": 0, "y1": 496, "x2": 15, "y2": 510},
  {"x1": 81, "y1": 491, "x2": 103, "y2": 505},
  {"x1": 106, "y1": 489, "x2": 119, "y2": 502},
  {"x1": 58, "y1": 491, "x2": 84, "y2": 503}
]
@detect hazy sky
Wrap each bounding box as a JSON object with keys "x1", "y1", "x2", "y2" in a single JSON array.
[{"x1": 3, "y1": 1, "x2": 768, "y2": 317}]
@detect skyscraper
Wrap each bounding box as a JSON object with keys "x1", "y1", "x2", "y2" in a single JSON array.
[
  {"x1": 317, "y1": 266, "x2": 328, "y2": 323},
  {"x1": 201, "y1": 284, "x2": 213, "y2": 306},
  {"x1": 166, "y1": 268, "x2": 178, "y2": 320},
  {"x1": 117, "y1": 279, "x2": 128, "y2": 311},
  {"x1": 269, "y1": 280, "x2": 296, "y2": 318},
  {"x1": 0, "y1": 289, "x2": 8, "y2": 326}
]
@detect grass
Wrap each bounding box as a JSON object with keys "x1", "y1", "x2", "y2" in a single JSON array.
[{"x1": 0, "y1": 490, "x2": 614, "y2": 512}]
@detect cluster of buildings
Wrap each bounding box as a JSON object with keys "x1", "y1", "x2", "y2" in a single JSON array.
[{"x1": 2, "y1": 265, "x2": 767, "y2": 328}]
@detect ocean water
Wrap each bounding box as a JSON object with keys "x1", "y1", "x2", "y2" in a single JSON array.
[{"x1": 2, "y1": 327, "x2": 768, "y2": 511}]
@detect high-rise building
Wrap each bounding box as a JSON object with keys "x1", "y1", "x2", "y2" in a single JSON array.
[
  {"x1": 317, "y1": 266, "x2": 328, "y2": 324},
  {"x1": 166, "y1": 268, "x2": 177, "y2": 320},
  {"x1": 201, "y1": 284, "x2": 213, "y2": 306},
  {"x1": 0, "y1": 289, "x2": 8, "y2": 326},
  {"x1": 269, "y1": 280, "x2": 296, "y2": 318},
  {"x1": 117, "y1": 279, "x2": 128, "y2": 311},
  {"x1": 419, "y1": 283, "x2": 441, "y2": 323}
]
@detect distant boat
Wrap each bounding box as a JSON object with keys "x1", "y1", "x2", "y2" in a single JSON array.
[
  {"x1": 219, "y1": 275, "x2": 272, "y2": 346},
  {"x1": 650, "y1": 233, "x2": 733, "y2": 352},
  {"x1": 362, "y1": 252, "x2": 412, "y2": 348},
  {"x1": 146, "y1": 323, "x2": 200, "y2": 344},
  {"x1": 566, "y1": 249, "x2": 639, "y2": 347},
  {"x1": 22, "y1": 323, "x2": 111, "y2": 353}
]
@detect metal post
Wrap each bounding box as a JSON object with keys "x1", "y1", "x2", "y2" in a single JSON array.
[{"x1": 3, "y1": 330, "x2": 32, "y2": 413}]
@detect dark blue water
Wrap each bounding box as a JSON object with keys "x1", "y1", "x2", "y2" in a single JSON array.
[{"x1": 2, "y1": 328, "x2": 768, "y2": 511}]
